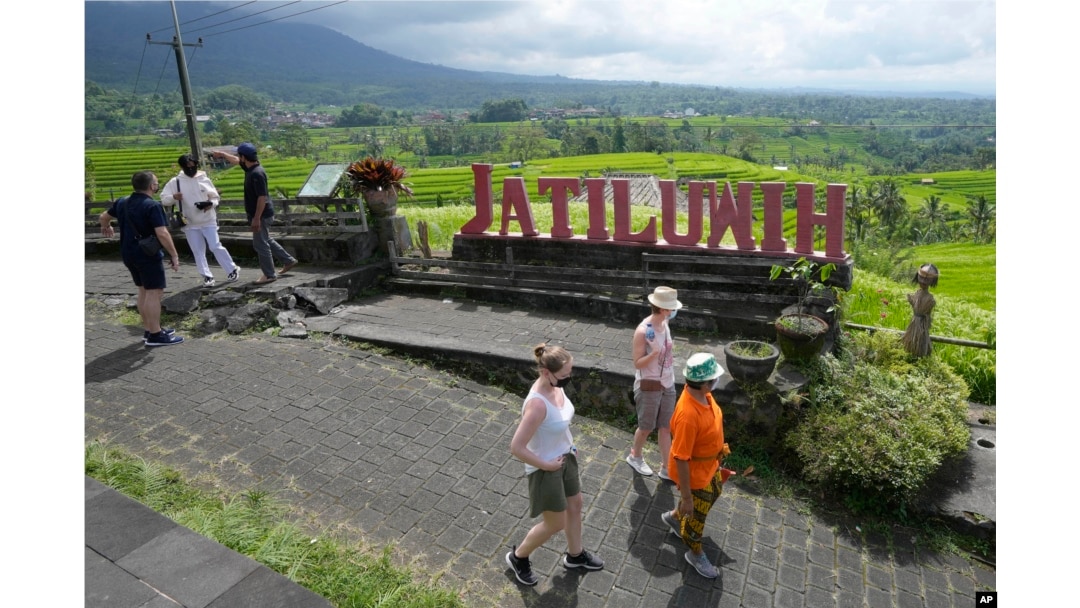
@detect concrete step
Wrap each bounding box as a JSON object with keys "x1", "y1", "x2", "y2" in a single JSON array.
[{"x1": 384, "y1": 276, "x2": 778, "y2": 339}]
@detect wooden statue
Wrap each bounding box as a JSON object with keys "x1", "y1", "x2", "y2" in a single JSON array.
[{"x1": 901, "y1": 263, "x2": 939, "y2": 357}]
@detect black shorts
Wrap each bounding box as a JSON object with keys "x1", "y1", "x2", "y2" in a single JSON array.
[{"x1": 124, "y1": 255, "x2": 166, "y2": 290}]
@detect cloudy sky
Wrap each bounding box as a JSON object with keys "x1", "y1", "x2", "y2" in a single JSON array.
[{"x1": 286, "y1": 0, "x2": 996, "y2": 95}]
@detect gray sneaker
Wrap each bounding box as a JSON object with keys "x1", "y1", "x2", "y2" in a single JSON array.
[
  {"x1": 626, "y1": 454, "x2": 654, "y2": 476},
  {"x1": 685, "y1": 550, "x2": 718, "y2": 578},
  {"x1": 662, "y1": 511, "x2": 682, "y2": 537}
]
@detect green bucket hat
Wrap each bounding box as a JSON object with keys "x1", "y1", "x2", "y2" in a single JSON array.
[{"x1": 683, "y1": 352, "x2": 724, "y2": 383}]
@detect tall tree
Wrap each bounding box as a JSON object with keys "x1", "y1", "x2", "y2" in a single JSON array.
[
  {"x1": 508, "y1": 124, "x2": 544, "y2": 163},
  {"x1": 611, "y1": 117, "x2": 626, "y2": 153},
  {"x1": 871, "y1": 178, "x2": 908, "y2": 238},
  {"x1": 845, "y1": 184, "x2": 872, "y2": 242},
  {"x1": 274, "y1": 123, "x2": 311, "y2": 158},
  {"x1": 966, "y1": 195, "x2": 996, "y2": 243},
  {"x1": 918, "y1": 194, "x2": 950, "y2": 240},
  {"x1": 477, "y1": 98, "x2": 527, "y2": 123}
]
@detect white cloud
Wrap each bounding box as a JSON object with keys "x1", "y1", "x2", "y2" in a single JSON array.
[{"x1": 294, "y1": 0, "x2": 995, "y2": 94}]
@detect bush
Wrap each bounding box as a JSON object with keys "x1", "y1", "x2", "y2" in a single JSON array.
[
  {"x1": 845, "y1": 268, "x2": 995, "y2": 404},
  {"x1": 785, "y1": 331, "x2": 970, "y2": 509}
]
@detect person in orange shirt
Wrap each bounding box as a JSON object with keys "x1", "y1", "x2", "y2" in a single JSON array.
[{"x1": 661, "y1": 352, "x2": 733, "y2": 579}]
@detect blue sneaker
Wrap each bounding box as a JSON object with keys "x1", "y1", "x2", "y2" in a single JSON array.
[
  {"x1": 145, "y1": 332, "x2": 184, "y2": 347},
  {"x1": 144, "y1": 327, "x2": 175, "y2": 340}
]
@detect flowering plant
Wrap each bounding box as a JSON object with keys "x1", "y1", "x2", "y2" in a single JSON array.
[{"x1": 343, "y1": 156, "x2": 414, "y2": 198}]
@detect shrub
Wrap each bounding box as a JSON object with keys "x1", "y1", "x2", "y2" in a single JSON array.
[
  {"x1": 785, "y1": 331, "x2": 970, "y2": 510},
  {"x1": 845, "y1": 268, "x2": 995, "y2": 404}
]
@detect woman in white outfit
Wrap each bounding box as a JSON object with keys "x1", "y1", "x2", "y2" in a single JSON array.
[
  {"x1": 160, "y1": 153, "x2": 240, "y2": 287},
  {"x1": 505, "y1": 343, "x2": 604, "y2": 586}
]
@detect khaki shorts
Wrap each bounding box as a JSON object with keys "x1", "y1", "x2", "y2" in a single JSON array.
[
  {"x1": 527, "y1": 451, "x2": 580, "y2": 517},
  {"x1": 632, "y1": 383, "x2": 676, "y2": 432}
]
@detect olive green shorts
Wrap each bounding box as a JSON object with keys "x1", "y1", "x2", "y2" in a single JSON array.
[{"x1": 527, "y1": 451, "x2": 580, "y2": 518}]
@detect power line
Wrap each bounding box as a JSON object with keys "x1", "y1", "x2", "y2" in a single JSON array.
[
  {"x1": 197, "y1": 1, "x2": 349, "y2": 38},
  {"x1": 147, "y1": 1, "x2": 257, "y2": 35},
  {"x1": 183, "y1": 1, "x2": 302, "y2": 36},
  {"x1": 152, "y1": 43, "x2": 174, "y2": 95}
]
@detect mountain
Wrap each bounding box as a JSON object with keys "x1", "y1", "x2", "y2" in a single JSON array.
[
  {"x1": 85, "y1": 2, "x2": 995, "y2": 115},
  {"x1": 85, "y1": 1, "x2": 614, "y2": 109}
]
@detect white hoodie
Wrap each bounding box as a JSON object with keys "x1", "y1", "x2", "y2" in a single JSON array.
[{"x1": 160, "y1": 170, "x2": 221, "y2": 229}]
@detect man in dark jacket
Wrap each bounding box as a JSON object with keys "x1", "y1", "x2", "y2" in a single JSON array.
[{"x1": 99, "y1": 171, "x2": 184, "y2": 346}]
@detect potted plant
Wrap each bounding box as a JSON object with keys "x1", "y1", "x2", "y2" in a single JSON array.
[
  {"x1": 343, "y1": 156, "x2": 414, "y2": 217},
  {"x1": 723, "y1": 339, "x2": 780, "y2": 384},
  {"x1": 769, "y1": 257, "x2": 839, "y2": 360}
]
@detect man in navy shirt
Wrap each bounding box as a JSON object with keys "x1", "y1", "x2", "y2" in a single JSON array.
[
  {"x1": 213, "y1": 143, "x2": 298, "y2": 284},
  {"x1": 99, "y1": 171, "x2": 184, "y2": 346}
]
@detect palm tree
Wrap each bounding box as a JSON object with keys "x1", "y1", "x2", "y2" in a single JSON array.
[
  {"x1": 846, "y1": 184, "x2": 872, "y2": 242},
  {"x1": 966, "y1": 195, "x2": 996, "y2": 243},
  {"x1": 918, "y1": 194, "x2": 950, "y2": 240},
  {"x1": 871, "y1": 178, "x2": 908, "y2": 239}
]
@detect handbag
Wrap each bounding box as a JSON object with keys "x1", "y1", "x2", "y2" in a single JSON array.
[
  {"x1": 168, "y1": 209, "x2": 186, "y2": 230},
  {"x1": 638, "y1": 378, "x2": 663, "y2": 391},
  {"x1": 120, "y1": 196, "x2": 164, "y2": 256},
  {"x1": 138, "y1": 233, "x2": 163, "y2": 256},
  {"x1": 167, "y1": 183, "x2": 187, "y2": 230}
]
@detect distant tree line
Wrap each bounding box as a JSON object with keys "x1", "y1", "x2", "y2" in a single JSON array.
[{"x1": 85, "y1": 81, "x2": 995, "y2": 175}]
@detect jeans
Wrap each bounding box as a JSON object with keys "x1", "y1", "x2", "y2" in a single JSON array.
[
  {"x1": 252, "y1": 220, "x2": 296, "y2": 278},
  {"x1": 183, "y1": 224, "x2": 237, "y2": 278}
]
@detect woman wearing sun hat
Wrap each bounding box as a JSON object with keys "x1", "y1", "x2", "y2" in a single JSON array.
[
  {"x1": 626, "y1": 286, "x2": 683, "y2": 479},
  {"x1": 661, "y1": 352, "x2": 733, "y2": 579}
]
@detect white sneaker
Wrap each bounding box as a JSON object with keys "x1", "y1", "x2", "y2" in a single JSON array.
[
  {"x1": 202, "y1": 276, "x2": 216, "y2": 288},
  {"x1": 626, "y1": 454, "x2": 654, "y2": 476},
  {"x1": 226, "y1": 267, "x2": 240, "y2": 283},
  {"x1": 658, "y1": 468, "x2": 673, "y2": 482}
]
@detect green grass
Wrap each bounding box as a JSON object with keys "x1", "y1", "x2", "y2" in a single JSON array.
[
  {"x1": 85, "y1": 441, "x2": 466, "y2": 608},
  {"x1": 844, "y1": 267, "x2": 996, "y2": 404},
  {"x1": 904, "y1": 242, "x2": 996, "y2": 311}
]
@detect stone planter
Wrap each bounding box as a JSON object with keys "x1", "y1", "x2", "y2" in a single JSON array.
[
  {"x1": 774, "y1": 314, "x2": 829, "y2": 361},
  {"x1": 363, "y1": 189, "x2": 398, "y2": 218},
  {"x1": 723, "y1": 340, "x2": 780, "y2": 384}
]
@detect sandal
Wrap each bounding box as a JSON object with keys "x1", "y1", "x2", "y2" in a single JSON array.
[
  {"x1": 280, "y1": 261, "x2": 298, "y2": 274},
  {"x1": 252, "y1": 276, "x2": 277, "y2": 285}
]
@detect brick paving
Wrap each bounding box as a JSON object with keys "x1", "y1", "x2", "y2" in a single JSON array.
[{"x1": 84, "y1": 259, "x2": 994, "y2": 607}]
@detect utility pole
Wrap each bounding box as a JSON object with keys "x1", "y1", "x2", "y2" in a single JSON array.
[{"x1": 148, "y1": 0, "x2": 203, "y2": 162}]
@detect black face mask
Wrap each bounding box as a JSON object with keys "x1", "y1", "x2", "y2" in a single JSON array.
[
  {"x1": 550, "y1": 375, "x2": 572, "y2": 388},
  {"x1": 182, "y1": 166, "x2": 198, "y2": 177}
]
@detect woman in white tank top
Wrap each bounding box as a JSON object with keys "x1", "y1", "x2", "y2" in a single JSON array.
[{"x1": 505, "y1": 344, "x2": 604, "y2": 586}]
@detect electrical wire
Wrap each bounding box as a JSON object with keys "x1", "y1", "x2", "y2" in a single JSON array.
[
  {"x1": 129, "y1": 36, "x2": 151, "y2": 99},
  {"x1": 147, "y1": 1, "x2": 257, "y2": 35},
  {"x1": 152, "y1": 44, "x2": 174, "y2": 96},
  {"x1": 183, "y1": 1, "x2": 302, "y2": 36},
  {"x1": 197, "y1": 1, "x2": 349, "y2": 38}
]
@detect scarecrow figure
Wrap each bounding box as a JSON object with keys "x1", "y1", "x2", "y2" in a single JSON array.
[{"x1": 901, "y1": 263, "x2": 939, "y2": 357}]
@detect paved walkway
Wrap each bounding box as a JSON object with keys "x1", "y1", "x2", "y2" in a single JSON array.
[{"x1": 84, "y1": 258, "x2": 994, "y2": 607}]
